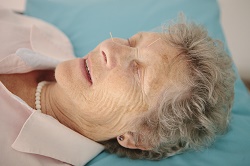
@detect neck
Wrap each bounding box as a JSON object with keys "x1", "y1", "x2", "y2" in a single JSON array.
[
  {"x1": 40, "y1": 82, "x2": 77, "y2": 130},
  {"x1": 40, "y1": 82, "x2": 101, "y2": 139},
  {"x1": 0, "y1": 70, "x2": 55, "y2": 109}
]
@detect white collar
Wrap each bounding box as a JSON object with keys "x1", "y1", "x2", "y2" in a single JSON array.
[{"x1": 11, "y1": 110, "x2": 104, "y2": 166}]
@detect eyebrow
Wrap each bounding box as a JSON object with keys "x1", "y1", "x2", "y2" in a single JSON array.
[
  {"x1": 128, "y1": 32, "x2": 143, "y2": 47},
  {"x1": 129, "y1": 33, "x2": 162, "y2": 49}
]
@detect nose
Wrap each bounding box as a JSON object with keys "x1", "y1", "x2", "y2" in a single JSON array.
[{"x1": 100, "y1": 39, "x2": 135, "y2": 69}]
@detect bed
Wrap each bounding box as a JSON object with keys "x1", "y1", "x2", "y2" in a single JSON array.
[{"x1": 10, "y1": 0, "x2": 250, "y2": 165}]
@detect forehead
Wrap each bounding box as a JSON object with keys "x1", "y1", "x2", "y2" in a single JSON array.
[
  {"x1": 130, "y1": 32, "x2": 162, "y2": 47},
  {"x1": 131, "y1": 32, "x2": 182, "y2": 102},
  {"x1": 131, "y1": 32, "x2": 179, "y2": 60}
]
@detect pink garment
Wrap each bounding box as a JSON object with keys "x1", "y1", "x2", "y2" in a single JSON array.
[{"x1": 0, "y1": 8, "x2": 104, "y2": 166}]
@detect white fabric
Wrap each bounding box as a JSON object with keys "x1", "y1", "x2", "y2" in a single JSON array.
[{"x1": 0, "y1": 8, "x2": 104, "y2": 166}]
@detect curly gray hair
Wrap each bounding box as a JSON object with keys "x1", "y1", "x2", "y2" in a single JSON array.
[{"x1": 100, "y1": 17, "x2": 235, "y2": 160}]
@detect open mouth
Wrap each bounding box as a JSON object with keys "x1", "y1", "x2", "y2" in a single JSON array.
[{"x1": 84, "y1": 59, "x2": 92, "y2": 84}]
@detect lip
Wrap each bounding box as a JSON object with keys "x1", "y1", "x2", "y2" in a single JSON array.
[{"x1": 80, "y1": 58, "x2": 92, "y2": 85}]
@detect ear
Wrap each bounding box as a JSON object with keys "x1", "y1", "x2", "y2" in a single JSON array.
[{"x1": 117, "y1": 132, "x2": 152, "y2": 151}]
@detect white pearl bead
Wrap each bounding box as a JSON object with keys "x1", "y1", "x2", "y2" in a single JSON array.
[
  {"x1": 35, "y1": 100, "x2": 40, "y2": 105},
  {"x1": 35, "y1": 81, "x2": 49, "y2": 111},
  {"x1": 36, "y1": 105, "x2": 41, "y2": 109}
]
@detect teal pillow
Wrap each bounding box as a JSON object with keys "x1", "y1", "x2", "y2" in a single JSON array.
[{"x1": 25, "y1": 0, "x2": 250, "y2": 166}]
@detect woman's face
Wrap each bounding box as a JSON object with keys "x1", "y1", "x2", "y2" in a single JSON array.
[{"x1": 55, "y1": 32, "x2": 180, "y2": 141}]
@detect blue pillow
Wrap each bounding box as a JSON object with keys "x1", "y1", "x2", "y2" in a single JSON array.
[{"x1": 25, "y1": 0, "x2": 250, "y2": 166}]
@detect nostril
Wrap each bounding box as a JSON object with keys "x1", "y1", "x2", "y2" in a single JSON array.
[{"x1": 102, "y1": 51, "x2": 107, "y2": 63}]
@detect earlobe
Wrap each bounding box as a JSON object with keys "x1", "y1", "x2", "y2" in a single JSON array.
[
  {"x1": 116, "y1": 132, "x2": 151, "y2": 151},
  {"x1": 118, "y1": 135, "x2": 124, "y2": 141}
]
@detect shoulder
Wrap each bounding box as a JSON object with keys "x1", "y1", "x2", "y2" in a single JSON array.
[{"x1": 0, "y1": 7, "x2": 75, "y2": 61}]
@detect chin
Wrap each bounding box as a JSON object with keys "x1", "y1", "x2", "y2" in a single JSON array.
[
  {"x1": 55, "y1": 61, "x2": 71, "y2": 87},
  {"x1": 55, "y1": 60, "x2": 81, "y2": 92},
  {"x1": 55, "y1": 59, "x2": 88, "y2": 100}
]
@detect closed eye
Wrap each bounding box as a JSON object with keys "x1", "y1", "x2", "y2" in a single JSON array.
[{"x1": 131, "y1": 60, "x2": 141, "y2": 81}]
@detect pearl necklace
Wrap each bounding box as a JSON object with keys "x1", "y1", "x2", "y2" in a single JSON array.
[{"x1": 35, "y1": 81, "x2": 49, "y2": 111}]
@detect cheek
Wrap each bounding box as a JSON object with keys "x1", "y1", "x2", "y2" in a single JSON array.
[
  {"x1": 55, "y1": 59, "x2": 81, "y2": 86},
  {"x1": 90, "y1": 74, "x2": 134, "y2": 111},
  {"x1": 86, "y1": 71, "x2": 145, "y2": 127},
  {"x1": 93, "y1": 68, "x2": 136, "y2": 99}
]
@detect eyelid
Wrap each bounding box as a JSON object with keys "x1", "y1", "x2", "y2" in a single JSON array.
[
  {"x1": 128, "y1": 38, "x2": 142, "y2": 83},
  {"x1": 132, "y1": 60, "x2": 142, "y2": 82}
]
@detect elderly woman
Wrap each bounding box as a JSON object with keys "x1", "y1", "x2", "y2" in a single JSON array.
[{"x1": 0, "y1": 8, "x2": 235, "y2": 166}]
